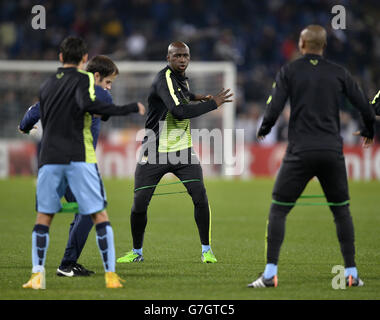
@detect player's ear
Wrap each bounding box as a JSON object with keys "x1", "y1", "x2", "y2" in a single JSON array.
[
  {"x1": 82, "y1": 53, "x2": 89, "y2": 64},
  {"x1": 93, "y1": 72, "x2": 101, "y2": 83},
  {"x1": 59, "y1": 53, "x2": 64, "y2": 63},
  {"x1": 299, "y1": 38, "x2": 305, "y2": 51}
]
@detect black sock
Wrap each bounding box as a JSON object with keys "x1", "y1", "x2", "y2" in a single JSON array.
[
  {"x1": 130, "y1": 210, "x2": 147, "y2": 249},
  {"x1": 266, "y1": 203, "x2": 292, "y2": 264},
  {"x1": 331, "y1": 205, "x2": 356, "y2": 267},
  {"x1": 194, "y1": 204, "x2": 210, "y2": 245}
]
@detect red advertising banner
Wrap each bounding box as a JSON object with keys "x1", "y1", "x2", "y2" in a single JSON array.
[
  {"x1": 249, "y1": 144, "x2": 380, "y2": 180},
  {"x1": 1, "y1": 140, "x2": 380, "y2": 180}
]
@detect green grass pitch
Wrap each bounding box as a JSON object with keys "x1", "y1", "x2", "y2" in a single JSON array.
[{"x1": 0, "y1": 177, "x2": 379, "y2": 300}]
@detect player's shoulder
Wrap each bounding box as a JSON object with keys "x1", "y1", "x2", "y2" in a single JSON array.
[
  {"x1": 288, "y1": 55, "x2": 346, "y2": 75},
  {"x1": 150, "y1": 66, "x2": 170, "y2": 89},
  {"x1": 322, "y1": 58, "x2": 348, "y2": 74},
  {"x1": 286, "y1": 55, "x2": 312, "y2": 70},
  {"x1": 28, "y1": 101, "x2": 40, "y2": 112},
  {"x1": 76, "y1": 69, "x2": 95, "y2": 81},
  {"x1": 40, "y1": 71, "x2": 60, "y2": 94},
  {"x1": 156, "y1": 66, "x2": 172, "y2": 81},
  {"x1": 40, "y1": 76, "x2": 52, "y2": 91},
  {"x1": 94, "y1": 85, "x2": 113, "y2": 103}
]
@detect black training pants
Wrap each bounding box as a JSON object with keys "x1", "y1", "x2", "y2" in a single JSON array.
[
  {"x1": 130, "y1": 148, "x2": 211, "y2": 249},
  {"x1": 266, "y1": 150, "x2": 356, "y2": 268}
]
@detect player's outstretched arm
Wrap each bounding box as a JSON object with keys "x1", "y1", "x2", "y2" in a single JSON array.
[
  {"x1": 158, "y1": 76, "x2": 233, "y2": 120},
  {"x1": 156, "y1": 70, "x2": 232, "y2": 120},
  {"x1": 257, "y1": 67, "x2": 289, "y2": 140},
  {"x1": 19, "y1": 102, "x2": 41, "y2": 134},
  {"x1": 76, "y1": 72, "x2": 145, "y2": 116},
  {"x1": 191, "y1": 89, "x2": 233, "y2": 106},
  {"x1": 352, "y1": 88, "x2": 379, "y2": 148},
  {"x1": 343, "y1": 69, "x2": 375, "y2": 140},
  {"x1": 189, "y1": 93, "x2": 213, "y2": 102},
  {"x1": 84, "y1": 100, "x2": 145, "y2": 116},
  {"x1": 171, "y1": 88, "x2": 232, "y2": 119}
]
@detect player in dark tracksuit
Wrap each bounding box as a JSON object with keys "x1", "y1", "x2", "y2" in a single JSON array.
[
  {"x1": 22, "y1": 37, "x2": 146, "y2": 290},
  {"x1": 248, "y1": 25, "x2": 375, "y2": 288},
  {"x1": 116, "y1": 41, "x2": 233, "y2": 264},
  {"x1": 19, "y1": 55, "x2": 126, "y2": 277}
]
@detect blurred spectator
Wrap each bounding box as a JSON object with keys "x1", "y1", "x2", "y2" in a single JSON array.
[
  {"x1": 214, "y1": 29, "x2": 243, "y2": 65},
  {"x1": 125, "y1": 32, "x2": 147, "y2": 59},
  {"x1": 0, "y1": 22, "x2": 17, "y2": 49}
]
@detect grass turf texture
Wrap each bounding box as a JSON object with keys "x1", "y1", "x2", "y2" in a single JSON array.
[{"x1": 0, "y1": 177, "x2": 379, "y2": 300}]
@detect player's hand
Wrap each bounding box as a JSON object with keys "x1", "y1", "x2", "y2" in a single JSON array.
[
  {"x1": 353, "y1": 131, "x2": 374, "y2": 148},
  {"x1": 256, "y1": 134, "x2": 266, "y2": 142},
  {"x1": 256, "y1": 125, "x2": 270, "y2": 141},
  {"x1": 256, "y1": 129, "x2": 266, "y2": 141},
  {"x1": 213, "y1": 88, "x2": 233, "y2": 107},
  {"x1": 362, "y1": 137, "x2": 374, "y2": 148},
  {"x1": 18, "y1": 125, "x2": 37, "y2": 134},
  {"x1": 137, "y1": 102, "x2": 146, "y2": 115}
]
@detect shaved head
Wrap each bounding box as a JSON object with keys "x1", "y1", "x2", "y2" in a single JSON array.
[
  {"x1": 168, "y1": 41, "x2": 189, "y2": 54},
  {"x1": 299, "y1": 25, "x2": 327, "y2": 54}
]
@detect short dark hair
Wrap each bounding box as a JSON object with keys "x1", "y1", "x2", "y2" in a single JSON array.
[
  {"x1": 59, "y1": 36, "x2": 88, "y2": 65},
  {"x1": 86, "y1": 55, "x2": 119, "y2": 79}
]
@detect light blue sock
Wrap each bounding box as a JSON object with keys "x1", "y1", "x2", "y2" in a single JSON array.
[
  {"x1": 202, "y1": 245, "x2": 211, "y2": 253},
  {"x1": 32, "y1": 224, "x2": 49, "y2": 273},
  {"x1": 133, "y1": 248, "x2": 143, "y2": 255},
  {"x1": 263, "y1": 263, "x2": 277, "y2": 279},
  {"x1": 345, "y1": 267, "x2": 358, "y2": 279},
  {"x1": 95, "y1": 222, "x2": 115, "y2": 272}
]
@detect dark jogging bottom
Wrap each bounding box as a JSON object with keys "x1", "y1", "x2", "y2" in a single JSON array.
[
  {"x1": 266, "y1": 150, "x2": 356, "y2": 268},
  {"x1": 60, "y1": 187, "x2": 93, "y2": 267},
  {"x1": 130, "y1": 148, "x2": 211, "y2": 249}
]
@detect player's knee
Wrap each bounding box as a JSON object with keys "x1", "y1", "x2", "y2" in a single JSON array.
[
  {"x1": 188, "y1": 184, "x2": 208, "y2": 207},
  {"x1": 132, "y1": 190, "x2": 151, "y2": 213},
  {"x1": 91, "y1": 210, "x2": 108, "y2": 224},
  {"x1": 132, "y1": 202, "x2": 149, "y2": 213},
  {"x1": 330, "y1": 204, "x2": 350, "y2": 220},
  {"x1": 269, "y1": 203, "x2": 292, "y2": 219}
]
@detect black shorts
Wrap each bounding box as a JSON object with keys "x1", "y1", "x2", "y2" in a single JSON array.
[
  {"x1": 134, "y1": 147, "x2": 204, "y2": 193},
  {"x1": 272, "y1": 150, "x2": 349, "y2": 203}
]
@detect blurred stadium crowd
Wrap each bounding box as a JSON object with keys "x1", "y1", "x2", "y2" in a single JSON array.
[{"x1": 1, "y1": 0, "x2": 380, "y2": 143}]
